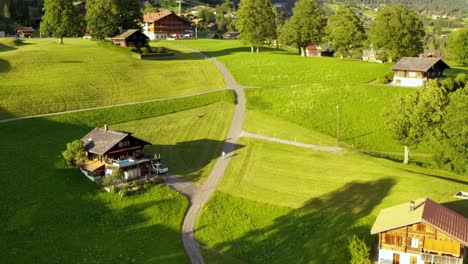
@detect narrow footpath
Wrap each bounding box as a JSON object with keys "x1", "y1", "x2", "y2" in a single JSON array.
[{"x1": 162, "y1": 47, "x2": 246, "y2": 264}]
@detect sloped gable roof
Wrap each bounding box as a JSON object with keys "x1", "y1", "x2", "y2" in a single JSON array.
[
  {"x1": 81, "y1": 128, "x2": 129, "y2": 155},
  {"x1": 391, "y1": 57, "x2": 450, "y2": 72},
  {"x1": 371, "y1": 198, "x2": 468, "y2": 246},
  {"x1": 144, "y1": 11, "x2": 182, "y2": 22},
  {"x1": 112, "y1": 29, "x2": 148, "y2": 40}
]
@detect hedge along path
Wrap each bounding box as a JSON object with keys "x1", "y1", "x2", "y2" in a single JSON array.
[{"x1": 162, "y1": 46, "x2": 246, "y2": 264}]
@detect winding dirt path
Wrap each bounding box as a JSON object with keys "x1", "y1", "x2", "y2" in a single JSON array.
[{"x1": 161, "y1": 47, "x2": 246, "y2": 264}]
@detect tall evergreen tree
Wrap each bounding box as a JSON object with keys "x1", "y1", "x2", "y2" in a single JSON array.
[
  {"x1": 325, "y1": 6, "x2": 366, "y2": 59},
  {"x1": 41, "y1": 0, "x2": 81, "y2": 44},
  {"x1": 369, "y1": 5, "x2": 425, "y2": 62},
  {"x1": 85, "y1": 0, "x2": 119, "y2": 40},
  {"x1": 279, "y1": 0, "x2": 325, "y2": 56},
  {"x1": 236, "y1": 0, "x2": 276, "y2": 53}
]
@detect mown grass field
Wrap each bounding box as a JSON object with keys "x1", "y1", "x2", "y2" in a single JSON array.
[
  {"x1": 196, "y1": 138, "x2": 468, "y2": 263},
  {"x1": 245, "y1": 84, "x2": 417, "y2": 152},
  {"x1": 0, "y1": 91, "x2": 234, "y2": 263},
  {"x1": 0, "y1": 38, "x2": 224, "y2": 118},
  {"x1": 168, "y1": 39, "x2": 392, "y2": 86}
]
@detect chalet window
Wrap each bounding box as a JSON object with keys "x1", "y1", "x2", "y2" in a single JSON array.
[
  {"x1": 118, "y1": 141, "x2": 130, "y2": 148},
  {"x1": 385, "y1": 234, "x2": 402, "y2": 246},
  {"x1": 416, "y1": 224, "x2": 425, "y2": 232},
  {"x1": 396, "y1": 71, "x2": 405, "y2": 77},
  {"x1": 408, "y1": 72, "x2": 418, "y2": 78},
  {"x1": 411, "y1": 238, "x2": 419, "y2": 248}
]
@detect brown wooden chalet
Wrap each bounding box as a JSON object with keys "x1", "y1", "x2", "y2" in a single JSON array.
[
  {"x1": 16, "y1": 27, "x2": 34, "y2": 38},
  {"x1": 371, "y1": 198, "x2": 468, "y2": 264},
  {"x1": 391, "y1": 57, "x2": 450, "y2": 87},
  {"x1": 80, "y1": 125, "x2": 154, "y2": 181},
  {"x1": 111, "y1": 29, "x2": 149, "y2": 48},
  {"x1": 143, "y1": 11, "x2": 189, "y2": 40}
]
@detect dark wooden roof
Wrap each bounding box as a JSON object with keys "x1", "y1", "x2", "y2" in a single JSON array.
[
  {"x1": 371, "y1": 198, "x2": 468, "y2": 246},
  {"x1": 81, "y1": 128, "x2": 129, "y2": 155},
  {"x1": 112, "y1": 29, "x2": 149, "y2": 40},
  {"x1": 391, "y1": 57, "x2": 450, "y2": 72}
]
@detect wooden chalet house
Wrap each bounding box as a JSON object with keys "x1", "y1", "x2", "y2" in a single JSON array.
[
  {"x1": 391, "y1": 57, "x2": 450, "y2": 87},
  {"x1": 80, "y1": 125, "x2": 155, "y2": 181},
  {"x1": 143, "y1": 11, "x2": 189, "y2": 40},
  {"x1": 111, "y1": 29, "x2": 149, "y2": 48},
  {"x1": 371, "y1": 198, "x2": 468, "y2": 264}
]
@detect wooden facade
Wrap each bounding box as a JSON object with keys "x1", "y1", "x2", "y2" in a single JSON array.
[
  {"x1": 16, "y1": 27, "x2": 34, "y2": 38},
  {"x1": 379, "y1": 223, "x2": 463, "y2": 258},
  {"x1": 391, "y1": 58, "x2": 450, "y2": 87},
  {"x1": 143, "y1": 12, "x2": 189, "y2": 40}
]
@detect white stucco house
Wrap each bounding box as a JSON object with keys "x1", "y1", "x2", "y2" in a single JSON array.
[{"x1": 391, "y1": 57, "x2": 450, "y2": 87}]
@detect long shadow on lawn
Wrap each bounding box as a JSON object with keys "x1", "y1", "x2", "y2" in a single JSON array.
[
  {"x1": 146, "y1": 139, "x2": 244, "y2": 182},
  {"x1": 0, "y1": 58, "x2": 11, "y2": 73},
  {"x1": 215, "y1": 178, "x2": 395, "y2": 263},
  {"x1": 442, "y1": 200, "x2": 468, "y2": 217},
  {"x1": 0, "y1": 110, "x2": 189, "y2": 263},
  {"x1": 401, "y1": 168, "x2": 468, "y2": 186}
]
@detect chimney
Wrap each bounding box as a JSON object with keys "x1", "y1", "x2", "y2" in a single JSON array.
[
  {"x1": 104, "y1": 124, "x2": 108, "y2": 131},
  {"x1": 409, "y1": 201, "x2": 415, "y2": 211}
]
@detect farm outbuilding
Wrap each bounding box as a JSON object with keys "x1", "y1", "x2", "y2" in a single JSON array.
[{"x1": 111, "y1": 29, "x2": 149, "y2": 48}]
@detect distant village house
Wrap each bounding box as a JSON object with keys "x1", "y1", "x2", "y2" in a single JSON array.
[
  {"x1": 16, "y1": 27, "x2": 34, "y2": 38},
  {"x1": 391, "y1": 57, "x2": 450, "y2": 87},
  {"x1": 80, "y1": 126, "x2": 155, "y2": 182},
  {"x1": 305, "y1": 43, "x2": 334, "y2": 57},
  {"x1": 111, "y1": 29, "x2": 149, "y2": 47},
  {"x1": 143, "y1": 11, "x2": 190, "y2": 40},
  {"x1": 371, "y1": 198, "x2": 468, "y2": 264},
  {"x1": 222, "y1": 31, "x2": 240, "y2": 39}
]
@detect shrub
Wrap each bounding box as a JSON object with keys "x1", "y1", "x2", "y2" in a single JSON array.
[
  {"x1": 348, "y1": 235, "x2": 371, "y2": 264},
  {"x1": 62, "y1": 139, "x2": 86, "y2": 166},
  {"x1": 158, "y1": 47, "x2": 166, "y2": 53},
  {"x1": 143, "y1": 180, "x2": 151, "y2": 190},
  {"x1": 102, "y1": 167, "x2": 123, "y2": 187},
  {"x1": 119, "y1": 185, "x2": 128, "y2": 198},
  {"x1": 376, "y1": 71, "x2": 393, "y2": 84},
  {"x1": 143, "y1": 45, "x2": 153, "y2": 54}
]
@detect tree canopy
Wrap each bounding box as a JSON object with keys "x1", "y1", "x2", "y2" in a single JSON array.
[
  {"x1": 85, "y1": 0, "x2": 119, "y2": 40},
  {"x1": 325, "y1": 6, "x2": 366, "y2": 59},
  {"x1": 115, "y1": 0, "x2": 142, "y2": 30},
  {"x1": 236, "y1": 0, "x2": 276, "y2": 53},
  {"x1": 280, "y1": 0, "x2": 325, "y2": 56},
  {"x1": 62, "y1": 139, "x2": 86, "y2": 166},
  {"x1": 40, "y1": 0, "x2": 81, "y2": 44},
  {"x1": 445, "y1": 28, "x2": 468, "y2": 65},
  {"x1": 369, "y1": 5, "x2": 425, "y2": 62}
]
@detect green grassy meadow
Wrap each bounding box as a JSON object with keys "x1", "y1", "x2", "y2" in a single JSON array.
[
  {"x1": 0, "y1": 91, "x2": 234, "y2": 263},
  {"x1": 196, "y1": 138, "x2": 468, "y2": 263},
  {"x1": 0, "y1": 38, "x2": 225, "y2": 118}
]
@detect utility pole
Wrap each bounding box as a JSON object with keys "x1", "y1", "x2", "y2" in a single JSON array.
[
  {"x1": 336, "y1": 105, "x2": 341, "y2": 145},
  {"x1": 177, "y1": 0, "x2": 184, "y2": 16}
]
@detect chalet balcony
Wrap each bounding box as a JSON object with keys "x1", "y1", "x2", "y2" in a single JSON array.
[{"x1": 420, "y1": 253, "x2": 463, "y2": 264}]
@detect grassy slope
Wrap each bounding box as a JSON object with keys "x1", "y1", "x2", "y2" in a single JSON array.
[
  {"x1": 0, "y1": 92, "x2": 234, "y2": 263},
  {"x1": 171, "y1": 39, "x2": 392, "y2": 86},
  {"x1": 196, "y1": 138, "x2": 468, "y2": 263},
  {"x1": 0, "y1": 38, "x2": 224, "y2": 118},
  {"x1": 112, "y1": 101, "x2": 234, "y2": 183}
]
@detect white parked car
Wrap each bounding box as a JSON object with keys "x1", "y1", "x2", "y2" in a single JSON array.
[{"x1": 151, "y1": 163, "x2": 168, "y2": 174}]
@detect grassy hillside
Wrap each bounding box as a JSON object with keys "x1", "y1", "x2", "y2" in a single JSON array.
[
  {"x1": 0, "y1": 38, "x2": 225, "y2": 118},
  {"x1": 170, "y1": 39, "x2": 391, "y2": 86},
  {"x1": 0, "y1": 91, "x2": 234, "y2": 263},
  {"x1": 196, "y1": 138, "x2": 468, "y2": 263}
]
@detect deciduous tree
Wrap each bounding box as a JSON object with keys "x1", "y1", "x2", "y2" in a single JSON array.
[
  {"x1": 279, "y1": 0, "x2": 325, "y2": 56},
  {"x1": 236, "y1": 0, "x2": 276, "y2": 53},
  {"x1": 85, "y1": 0, "x2": 119, "y2": 40},
  {"x1": 41, "y1": 0, "x2": 81, "y2": 44},
  {"x1": 445, "y1": 28, "x2": 468, "y2": 65},
  {"x1": 369, "y1": 5, "x2": 424, "y2": 62},
  {"x1": 62, "y1": 139, "x2": 86, "y2": 166},
  {"x1": 385, "y1": 80, "x2": 449, "y2": 163},
  {"x1": 325, "y1": 6, "x2": 366, "y2": 59}
]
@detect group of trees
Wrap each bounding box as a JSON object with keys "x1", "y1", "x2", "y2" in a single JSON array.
[
  {"x1": 237, "y1": 0, "x2": 426, "y2": 60},
  {"x1": 385, "y1": 75, "x2": 467, "y2": 174},
  {"x1": 41, "y1": 0, "x2": 142, "y2": 43}
]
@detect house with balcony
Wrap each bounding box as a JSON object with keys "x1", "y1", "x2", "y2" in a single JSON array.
[
  {"x1": 371, "y1": 197, "x2": 468, "y2": 264},
  {"x1": 80, "y1": 125, "x2": 155, "y2": 182},
  {"x1": 391, "y1": 57, "x2": 450, "y2": 87},
  {"x1": 143, "y1": 11, "x2": 189, "y2": 40}
]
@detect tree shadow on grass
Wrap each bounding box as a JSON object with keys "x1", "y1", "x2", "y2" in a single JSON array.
[
  {"x1": 442, "y1": 200, "x2": 468, "y2": 217},
  {"x1": 145, "y1": 139, "x2": 244, "y2": 182},
  {"x1": 0, "y1": 43, "x2": 16, "y2": 52},
  {"x1": 213, "y1": 178, "x2": 395, "y2": 263},
  {"x1": 401, "y1": 168, "x2": 468, "y2": 186},
  {"x1": 0, "y1": 58, "x2": 11, "y2": 73}
]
